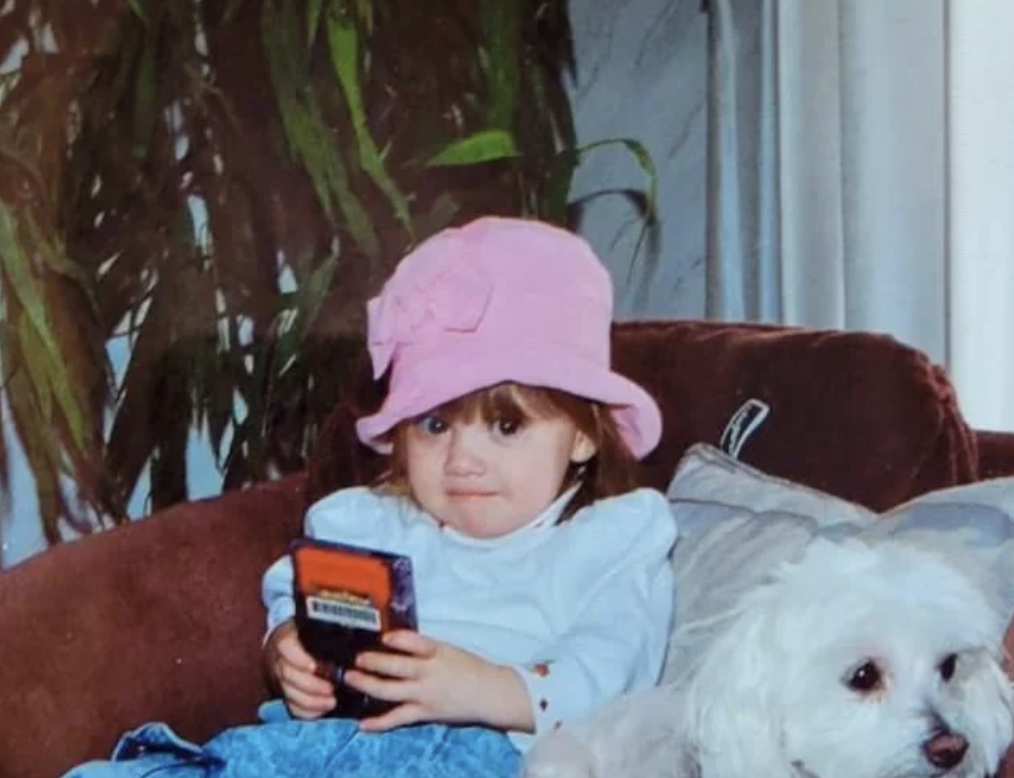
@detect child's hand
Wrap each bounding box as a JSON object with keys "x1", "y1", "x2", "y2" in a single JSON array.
[
  {"x1": 264, "y1": 620, "x2": 337, "y2": 720},
  {"x1": 345, "y1": 630, "x2": 535, "y2": 733}
]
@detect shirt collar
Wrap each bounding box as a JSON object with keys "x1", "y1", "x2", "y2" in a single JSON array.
[{"x1": 432, "y1": 484, "x2": 580, "y2": 548}]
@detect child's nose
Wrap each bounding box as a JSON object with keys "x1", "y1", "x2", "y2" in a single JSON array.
[{"x1": 444, "y1": 427, "x2": 485, "y2": 475}]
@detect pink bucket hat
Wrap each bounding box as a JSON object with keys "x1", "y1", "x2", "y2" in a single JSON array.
[{"x1": 355, "y1": 216, "x2": 663, "y2": 458}]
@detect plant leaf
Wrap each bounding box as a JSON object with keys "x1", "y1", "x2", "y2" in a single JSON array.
[
  {"x1": 15, "y1": 315, "x2": 53, "y2": 426},
  {"x1": 479, "y1": 0, "x2": 520, "y2": 131},
  {"x1": 222, "y1": 0, "x2": 247, "y2": 23},
  {"x1": 125, "y1": 0, "x2": 149, "y2": 24},
  {"x1": 425, "y1": 129, "x2": 519, "y2": 168},
  {"x1": 273, "y1": 250, "x2": 338, "y2": 382},
  {"x1": 4, "y1": 369, "x2": 63, "y2": 544},
  {"x1": 541, "y1": 148, "x2": 579, "y2": 225},
  {"x1": 131, "y1": 27, "x2": 158, "y2": 161},
  {"x1": 545, "y1": 137, "x2": 658, "y2": 223},
  {"x1": 307, "y1": 0, "x2": 326, "y2": 46},
  {"x1": 0, "y1": 207, "x2": 92, "y2": 451},
  {"x1": 613, "y1": 138, "x2": 659, "y2": 223},
  {"x1": 22, "y1": 209, "x2": 99, "y2": 311},
  {"x1": 357, "y1": 0, "x2": 374, "y2": 33},
  {"x1": 415, "y1": 193, "x2": 460, "y2": 242},
  {"x1": 261, "y1": 0, "x2": 379, "y2": 257},
  {"x1": 0, "y1": 205, "x2": 57, "y2": 357},
  {"x1": 326, "y1": 2, "x2": 413, "y2": 236}
]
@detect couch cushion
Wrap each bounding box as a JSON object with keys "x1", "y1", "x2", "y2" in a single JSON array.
[
  {"x1": 666, "y1": 444, "x2": 1014, "y2": 679},
  {"x1": 306, "y1": 319, "x2": 978, "y2": 512}
]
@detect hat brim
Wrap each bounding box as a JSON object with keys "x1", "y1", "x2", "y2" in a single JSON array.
[{"x1": 355, "y1": 345, "x2": 662, "y2": 459}]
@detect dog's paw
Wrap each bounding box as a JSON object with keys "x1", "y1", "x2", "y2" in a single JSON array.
[{"x1": 520, "y1": 729, "x2": 597, "y2": 778}]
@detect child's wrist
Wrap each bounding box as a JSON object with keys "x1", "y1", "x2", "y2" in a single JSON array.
[
  {"x1": 481, "y1": 664, "x2": 535, "y2": 734},
  {"x1": 265, "y1": 619, "x2": 296, "y2": 652}
]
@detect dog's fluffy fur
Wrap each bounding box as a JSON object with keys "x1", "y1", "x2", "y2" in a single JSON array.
[{"x1": 522, "y1": 536, "x2": 1014, "y2": 778}]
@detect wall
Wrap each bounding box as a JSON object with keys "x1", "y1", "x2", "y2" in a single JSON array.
[{"x1": 568, "y1": 0, "x2": 709, "y2": 321}]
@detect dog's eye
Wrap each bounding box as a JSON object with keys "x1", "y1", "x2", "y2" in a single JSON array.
[
  {"x1": 939, "y1": 653, "x2": 958, "y2": 682},
  {"x1": 845, "y1": 660, "x2": 883, "y2": 693}
]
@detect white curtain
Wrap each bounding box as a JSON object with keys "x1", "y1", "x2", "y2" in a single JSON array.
[{"x1": 708, "y1": 0, "x2": 1014, "y2": 432}]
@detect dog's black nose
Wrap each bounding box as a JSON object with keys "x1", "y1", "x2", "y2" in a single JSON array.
[{"x1": 922, "y1": 730, "x2": 968, "y2": 769}]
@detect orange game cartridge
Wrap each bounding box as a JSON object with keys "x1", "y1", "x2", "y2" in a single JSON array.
[{"x1": 291, "y1": 538, "x2": 417, "y2": 719}]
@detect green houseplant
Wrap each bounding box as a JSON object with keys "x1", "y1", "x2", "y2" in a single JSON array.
[{"x1": 0, "y1": 0, "x2": 655, "y2": 548}]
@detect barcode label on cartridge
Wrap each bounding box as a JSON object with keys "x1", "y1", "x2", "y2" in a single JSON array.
[{"x1": 307, "y1": 596, "x2": 381, "y2": 631}]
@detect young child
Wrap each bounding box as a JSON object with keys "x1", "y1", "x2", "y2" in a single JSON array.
[{"x1": 62, "y1": 216, "x2": 678, "y2": 778}]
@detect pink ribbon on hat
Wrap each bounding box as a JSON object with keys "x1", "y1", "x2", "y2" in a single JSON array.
[{"x1": 367, "y1": 247, "x2": 494, "y2": 379}]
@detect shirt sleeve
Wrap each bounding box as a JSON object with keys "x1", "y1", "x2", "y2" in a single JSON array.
[
  {"x1": 261, "y1": 553, "x2": 296, "y2": 639},
  {"x1": 260, "y1": 486, "x2": 397, "y2": 641},
  {"x1": 507, "y1": 488, "x2": 678, "y2": 745}
]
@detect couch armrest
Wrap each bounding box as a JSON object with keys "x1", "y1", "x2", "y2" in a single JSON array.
[
  {"x1": 975, "y1": 430, "x2": 1014, "y2": 480},
  {"x1": 0, "y1": 475, "x2": 305, "y2": 778}
]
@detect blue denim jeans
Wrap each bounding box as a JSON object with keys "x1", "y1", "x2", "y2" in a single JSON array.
[{"x1": 61, "y1": 702, "x2": 522, "y2": 778}]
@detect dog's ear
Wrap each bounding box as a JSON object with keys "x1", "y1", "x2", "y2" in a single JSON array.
[
  {"x1": 680, "y1": 580, "x2": 800, "y2": 778},
  {"x1": 861, "y1": 509, "x2": 1014, "y2": 646},
  {"x1": 664, "y1": 512, "x2": 817, "y2": 683}
]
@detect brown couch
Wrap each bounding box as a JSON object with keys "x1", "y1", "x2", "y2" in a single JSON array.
[{"x1": 2, "y1": 319, "x2": 1013, "y2": 778}]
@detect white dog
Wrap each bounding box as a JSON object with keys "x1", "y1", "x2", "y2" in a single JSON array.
[{"x1": 522, "y1": 535, "x2": 1014, "y2": 778}]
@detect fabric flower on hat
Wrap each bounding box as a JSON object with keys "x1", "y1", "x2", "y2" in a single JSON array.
[{"x1": 366, "y1": 239, "x2": 494, "y2": 379}]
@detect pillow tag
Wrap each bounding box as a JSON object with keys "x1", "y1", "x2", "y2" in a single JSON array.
[{"x1": 719, "y1": 399, "x2": 770, "y2": 459}]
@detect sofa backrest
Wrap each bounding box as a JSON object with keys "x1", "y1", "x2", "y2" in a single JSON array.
[{"x1": 306, "y1": 319, "x2": 978, "y2": 513}]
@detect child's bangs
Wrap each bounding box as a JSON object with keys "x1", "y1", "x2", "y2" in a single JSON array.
[{"x1": 440, "y1": 383, "x2": 564, "y2": 424}]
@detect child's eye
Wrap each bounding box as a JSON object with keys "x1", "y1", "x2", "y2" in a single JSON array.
[
  {"x1": 416, "y1": 414, "x2": 449, "y2": 435},
  {"x1": 492, "y1": 418, "x2": 522, "y2": 436}
]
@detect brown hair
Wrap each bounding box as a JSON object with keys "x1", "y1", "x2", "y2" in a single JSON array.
[{"x1": 375, "y1": 382, "x2": 639, "y2": 522}]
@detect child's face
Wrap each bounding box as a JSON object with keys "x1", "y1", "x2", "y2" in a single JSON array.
[{"x1": 401, "y1": 400, "x2": 596, "y2": 539}]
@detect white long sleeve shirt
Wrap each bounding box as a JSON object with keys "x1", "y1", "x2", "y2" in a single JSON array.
[{"x1": 262, "y1": 485, "x2": 677, "y2": 750}]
